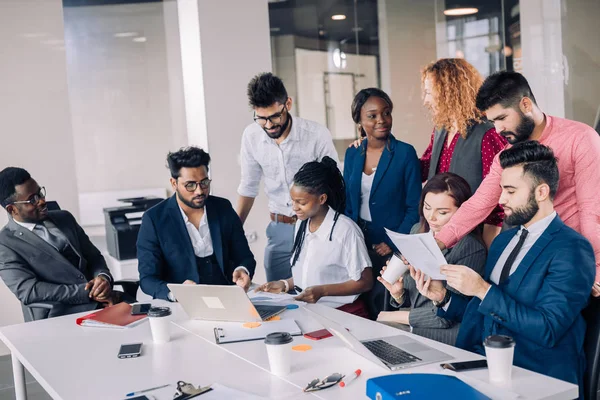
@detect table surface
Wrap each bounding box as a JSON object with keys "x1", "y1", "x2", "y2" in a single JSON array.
[{"x1": 0, "y1": 300, "x2": 578, "y2": 400}]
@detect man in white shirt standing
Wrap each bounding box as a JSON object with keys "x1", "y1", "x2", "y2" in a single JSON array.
[{"x1": 237, "y1": 73, "x2": 339, "y2": 282}]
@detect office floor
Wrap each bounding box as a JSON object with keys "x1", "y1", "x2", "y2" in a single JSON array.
[{"x1": 0, "y1": 355, "x2": 51, "y2": 400}]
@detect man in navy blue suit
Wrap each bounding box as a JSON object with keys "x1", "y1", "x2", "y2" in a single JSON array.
[
  {"x1": 411, "y1": 141, "x2": 594, "y2": 390},
  {"x1": 137, "y1": 147, "x2": 256, "y2": 301}
]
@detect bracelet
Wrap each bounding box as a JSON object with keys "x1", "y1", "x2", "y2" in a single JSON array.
[
  {"x1": 392, "y1": 290, "x2": 405, "y2": 304},
  {"x1": 279, "y1": 279, "x2": 290, "y2": 293}
]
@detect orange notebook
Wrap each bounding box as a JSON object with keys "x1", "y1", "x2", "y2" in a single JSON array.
[{"x1": 76, "y1": 302, "x2": 147, "y2": 329}]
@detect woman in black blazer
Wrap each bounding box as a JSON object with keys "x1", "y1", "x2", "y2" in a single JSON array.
[
  {"x1": 344, "y1": 88, "x2": 422, "y2": 318},
  {"x1": 376, "y1": 173, "x2": 487, "y2": 345}
]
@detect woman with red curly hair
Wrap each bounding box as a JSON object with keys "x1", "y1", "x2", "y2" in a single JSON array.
[{"x1": 420, "y1": 58, "x2": 507, "y2": 247}]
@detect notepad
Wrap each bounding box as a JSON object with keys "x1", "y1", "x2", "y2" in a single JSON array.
[
  {"x1": 76, "y1": 302, "x2": 147, "y2": 329},
  {"x1": 213, "y1": 319, "x2": 302, "y2": 344}
]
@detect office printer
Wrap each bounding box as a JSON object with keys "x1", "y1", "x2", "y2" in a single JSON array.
[{"x1": 103, "y1": 197, "x2": 163, "y2": 260}]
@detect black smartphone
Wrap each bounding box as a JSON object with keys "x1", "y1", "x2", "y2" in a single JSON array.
[
  {"x1": 441, "y1": 359, "x2": 488, "y2": 371},
  {"x1": 118, "y1": 343, "x2": 143, "y2": 359},
  {"x1": 131, "y1": 303, "x2": 151, "y2": 315}
]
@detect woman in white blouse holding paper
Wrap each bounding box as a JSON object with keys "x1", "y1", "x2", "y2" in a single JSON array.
[{"x1": 255, "y1": 157, "x2": 373, "y2": 318}]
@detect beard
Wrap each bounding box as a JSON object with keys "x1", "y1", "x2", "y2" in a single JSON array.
[
  {"x1": 504, "y1": 191, "x2": 539, "y2": 226},
  {"x1": 263, "y1": 114, "x2": 291, "y2": 139},
  {"x1": 502, "y1": 113, "x2": 535, "y2": 144},
  {"x1": 176, "y1": 189, "x2": 206, "y2": 209}
]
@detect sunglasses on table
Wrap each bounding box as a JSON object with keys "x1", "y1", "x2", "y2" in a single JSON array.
[{"x1": 303, "y1": 372, "x2": 344, "y2": 392}]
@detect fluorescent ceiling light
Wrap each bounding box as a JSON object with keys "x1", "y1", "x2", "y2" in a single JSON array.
[
  {"x1": 331, "y1": 14, "x2": 346, "y2": 21},
  {"x1": 270, "y1": 27, "x2": 281, "y2": 32},
  {"x1": 444, "y1": 7, "x2": 478, "y2": 16},
  {"x1": 133, "y1": 37, "x2": 147, "y2": 43},
  {"x1": 114, "y1": 32, "x2": 138, "y2": 38}
]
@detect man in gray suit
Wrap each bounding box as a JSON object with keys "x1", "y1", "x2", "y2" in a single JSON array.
[{"x1": 0, "y1": 167, "x2": 115, "y2": 321}]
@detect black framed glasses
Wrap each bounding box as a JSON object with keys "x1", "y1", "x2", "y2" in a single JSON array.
[
  {"x1": 303, "y1": 373, "x2": 344, "y2": 392},
  {"x1": 253, "y1": 105, "x2": 286, "y2": 127},
  {"x1": 11, "y1": 187, "x2": 46, "y2": 206},
  {"x1": 181, "y1": 179, "x2": 211, "y2": 192}
]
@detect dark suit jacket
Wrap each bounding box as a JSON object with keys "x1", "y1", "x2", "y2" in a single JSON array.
[
  {"x1": 439, "y1": 215, "x2": 595, "y2": 391},
  {"x1": 390, "y1": 224, "x2": 487, "y2": 345},
  {"x1": 137, "y1": 195, "x2": 256, "y2": 300},
  {"x1": 0, "y1": 211, "x2": 112, "y2": 321},
  {"x1": 344, "y1": 135, "x2": 421, "y2": 249}
]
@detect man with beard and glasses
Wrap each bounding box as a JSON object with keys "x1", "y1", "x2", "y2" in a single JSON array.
[
  {"x1": 0, "y1": 167, "x2": 116, "y2": 320},
  {"x1": 408, "y1": 142, "x2": 594, "y2": 392},
  {"x1": 434, "y1": 71, "x2": 600, "y2": 297},
  {"x1": 237, "y1": 73, "x2": 339, "y2": 282},
  {"x1": 137, "y1": 147, "x2": 256, "y2": 301}
]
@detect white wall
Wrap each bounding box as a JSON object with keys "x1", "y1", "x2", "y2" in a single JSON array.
[
  {"x1": 378, "y1": 0, "x2": 437, "y2": 155},
  {"x1": 63, "y1": 3, "x2": 181, "y2": 195},
  {"x1": 0, "y1": 0, "x2": 80, "y2": 355}
]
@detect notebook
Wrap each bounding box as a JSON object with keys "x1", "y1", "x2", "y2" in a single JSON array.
[
  {"x1": 213, "y1": 319, "x2": 302, "y2": 344},
  {"x1": 76, "y1": 302, "x2": 147, "y2": 329}
]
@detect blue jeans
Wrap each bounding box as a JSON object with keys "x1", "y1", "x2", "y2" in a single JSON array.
[{"x1": 264, "y1": 221, "x2": 295, "y2": 282}]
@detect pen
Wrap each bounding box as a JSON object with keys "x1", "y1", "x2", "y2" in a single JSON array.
[
  {"x1": 126, "y1": 384, "x2": 171, "y2": 397},
  {"x1": 339, "y1": 369, "x2": 361, "y2": 388},
  {"x1": 294, "y1": 285, "x2": 303, "y2": 293}
]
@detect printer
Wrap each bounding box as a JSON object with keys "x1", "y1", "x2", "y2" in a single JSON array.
[{"x1": 103, "y1": 196, "x2": 163, "y2": 260}]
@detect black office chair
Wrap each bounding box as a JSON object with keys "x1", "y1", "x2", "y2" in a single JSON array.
[
  {"x1": 24, "y1": 280, "x2": 139, "y2": 321},
  {"x1": 583, "y1": 296, "x2": 600, "y2": 400}
]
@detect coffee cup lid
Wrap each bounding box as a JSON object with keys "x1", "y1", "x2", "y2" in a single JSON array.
[
  {"x1": 265, "y1": 332, "x2": 293, "y2": 345},
  {"x1": 484, "y1": 335, "x2": 515, "y2": 349},
  {"x1": 148, "y1": 306, "x2": 172, "y2": 317}
]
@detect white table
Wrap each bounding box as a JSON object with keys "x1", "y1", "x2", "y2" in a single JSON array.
[{"x1": 0, "y1": 301, "x2": 578, "y2": 400}]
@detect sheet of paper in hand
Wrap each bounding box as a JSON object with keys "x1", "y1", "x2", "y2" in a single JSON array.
[{"x1": 385, "y1": 229, "x2": 447, "y2": 280}]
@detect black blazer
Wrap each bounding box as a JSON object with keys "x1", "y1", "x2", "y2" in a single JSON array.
[{"x1": 137, "y1": 195, "x2": 256, "y2": 300}]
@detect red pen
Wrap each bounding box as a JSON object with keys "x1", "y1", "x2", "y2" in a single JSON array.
[{"x1": 339, "y1": 369, "x2": 361, "y2": 387}]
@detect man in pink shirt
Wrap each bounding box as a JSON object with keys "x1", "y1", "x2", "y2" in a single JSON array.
[{"x1": 435, "y1": 71, "x2": 600, "y2": 296}]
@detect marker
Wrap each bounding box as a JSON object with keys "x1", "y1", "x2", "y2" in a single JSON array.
[
  {"x1": 126, "y1": 384, "x2": 171, "y2": 397},
  {"x1": 339, "y1": 369, "x2": 361, "y2": 388},
  {"x1": 294, "y1": 285, "x2": 303, "y2": 293}
]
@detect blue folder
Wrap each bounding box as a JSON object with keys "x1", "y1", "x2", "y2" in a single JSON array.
[{"x1": 366, "y1": 374, "x2": 490, "y2": 400}]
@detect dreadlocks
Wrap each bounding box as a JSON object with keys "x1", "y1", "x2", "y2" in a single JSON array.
[{"x1": 291, "y1": 156, "x2": 345, "y2": 267}]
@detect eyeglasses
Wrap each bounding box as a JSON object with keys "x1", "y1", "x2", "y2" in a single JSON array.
[
  {"x1": 11, "y1": 187, "x2": 46, "y2": 206},
  {"x1": 303, "y1": 373, "x2": 344, "y2": 392},
  {"x1": 181, "y1": 179, "x2": 211, "y2": 192},
  {"x1": 253, "y1": 105, "x2": 287, "y2": 127}
]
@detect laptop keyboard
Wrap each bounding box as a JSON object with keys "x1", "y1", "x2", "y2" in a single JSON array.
[
  {"x1": 255, "y1": 305, "x2": 285, "y2": 320},
  {"x1": 363, "y1": 340, "x2": 422, "y2": 365}
]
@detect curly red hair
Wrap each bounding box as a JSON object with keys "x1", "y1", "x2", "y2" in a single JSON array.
[{"x1": 421, "y1": 58, "x2": 484, "y2": 138}]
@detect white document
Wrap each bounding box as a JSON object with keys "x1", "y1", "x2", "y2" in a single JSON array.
[
  {"x1": 213, "y1": 319, "x2": 302, "y2": 344},
  {"x1": 385, "y1": 228, "x2": 447, "y2": 280},
  {"x1": 247, "y1": 290, "x2": 303, "y2": 305}
]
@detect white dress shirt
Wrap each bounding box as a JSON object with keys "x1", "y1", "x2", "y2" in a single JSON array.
[
  {"x1": 292, "y1": 206, "x2": 371, "y2": 308},
  {"x1": 442, "y1": 211, "x2": 558, "y2": 311},
  {"x1": 238, "y1": 116, "x2": 339, "y2": 216},
  {"x1": 177, "y1": 205, "x2": 249, "y2": 275},
  {"x1": 359, "y1": 170, "x2": 376, "y2": 222}
]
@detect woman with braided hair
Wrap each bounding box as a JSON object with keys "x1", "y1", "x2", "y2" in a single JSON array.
[{"x1": 255, "y1": 156, "x2": 373, "y2": 317}]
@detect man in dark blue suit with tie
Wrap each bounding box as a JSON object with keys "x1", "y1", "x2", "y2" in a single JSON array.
[
  {"x1": 137, "y1": 147, "x2": 256, "y2": 301},
  {"x1": 411, "y1": 141, "x2": 595, "y2": 391}
]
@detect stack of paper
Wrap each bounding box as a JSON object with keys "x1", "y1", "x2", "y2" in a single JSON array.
[{"x1": 385, "y1": 228, "x2": 447, "y2": 280}]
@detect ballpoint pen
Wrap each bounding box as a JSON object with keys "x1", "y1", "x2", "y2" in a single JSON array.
[{"x1": 126, "y1": 384, "x2": 171, "y2": 397}]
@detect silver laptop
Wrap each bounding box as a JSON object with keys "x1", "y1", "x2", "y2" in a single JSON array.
[
  {"x1": 167, "y1": 284, "x2": 286, "y2": 322},
  {"x1": 305, "y1": 306, "x2": 452, "y2": 370}
]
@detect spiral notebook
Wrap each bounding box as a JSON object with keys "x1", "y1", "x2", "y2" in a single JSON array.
[{"x1": 213, "y1": 319, "x2": 302, "y2": 344}]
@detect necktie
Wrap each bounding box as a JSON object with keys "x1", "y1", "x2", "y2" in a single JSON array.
[
  {"x1": 499, "y1": 228, "x2": 529, "y2": 284},
  {"x1": 34, "y1": 223, "x2": 68, "y2": 251}
]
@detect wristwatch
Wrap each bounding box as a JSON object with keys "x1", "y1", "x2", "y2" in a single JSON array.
[{"x1": 433, "y1": 289, "x2": 451, "y2": 308}]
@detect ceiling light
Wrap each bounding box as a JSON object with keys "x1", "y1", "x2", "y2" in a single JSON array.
[
  {"x1": 114, "y1": 32, "x2": 138, "y2": 38},
  {"x1": 133, "y1": 37, "x2": 147, "y2": 43},
  {"x1": 444, "y1": 7, "x2": 478, "y2": 16},
  {"x1": 331, "y1": 14, "x2": 346, "y2": 21},
  {"x1": 270, "y1": 27, "x2": 280, "y2": 32}
]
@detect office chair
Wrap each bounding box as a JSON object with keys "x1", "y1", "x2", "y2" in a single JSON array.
[
  {"x1": 24, "y1": 280, "x2": 140, "y2": 321},
  {"x1": 583, "y1": 296, "x2": 600, "y2": 400}
]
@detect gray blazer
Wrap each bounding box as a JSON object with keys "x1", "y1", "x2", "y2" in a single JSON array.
[
  {"x1": 0, "y1": 210, "x2": 112, "y2": 321},
  {"x1": 389, "y1": 224, "x2": 486, "y2": 345}
]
